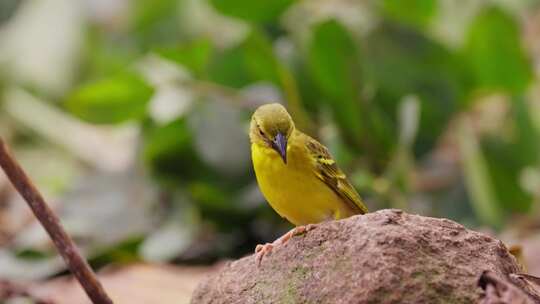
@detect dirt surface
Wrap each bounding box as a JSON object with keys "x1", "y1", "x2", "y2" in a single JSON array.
[
  {"x1": 30, "y1": 264, "x2": 211, "y2": 304},
  {"x1": 0, "y1": 264, "x2": 213, "y2": 304},
  {"x1": 192, "y1": 209, "x2": 534, "y2": 304}
]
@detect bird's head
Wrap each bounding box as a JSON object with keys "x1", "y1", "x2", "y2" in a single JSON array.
[{"x1": 250, "y1": 103, "x2": 295, "y2": 164}]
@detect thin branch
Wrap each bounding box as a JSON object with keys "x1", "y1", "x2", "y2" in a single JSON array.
[{"x1": 0, "y1": 138, "x2": 113, "y2": 304}]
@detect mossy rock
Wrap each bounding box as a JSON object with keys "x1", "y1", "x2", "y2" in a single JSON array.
[{"x1": 192, "y1": 209, "x2": 534, "y2": 303}]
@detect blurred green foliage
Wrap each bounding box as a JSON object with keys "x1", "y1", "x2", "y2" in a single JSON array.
[
  {"x1": 156, "y1": 39, "x2": 213, "y2": 77},
  {"x1": 209, "y1": 0, "x2": 295, "y2": 23},
  {"x1": 465, "y1": 6, "x2": 532, "y2": 93},
  {"x1": 1, "y1": 0, "x2": 539, "y2": 264},
  {"x1": 308, "y1": 20, "x2": 366, "y2": 148},
  {"x1": 381, "y1": 0, "x2": 437, "y2": 29},
  {"x1": 66, "y1": 73, "x2": 154, "y2": 124}
]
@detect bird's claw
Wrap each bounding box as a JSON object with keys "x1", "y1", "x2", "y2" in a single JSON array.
[
  {"x1": 255, "y1": 243, "x2": 274, "y2": 266},
  {"x1": 255, "y1": 224, "x2": 317, "y2": 266},
  {"x1": 292, "y1": 223, "x2": 317, "y2": 236}
]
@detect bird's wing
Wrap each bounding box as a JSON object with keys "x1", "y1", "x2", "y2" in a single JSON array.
[{"x1": 304, "y1": 135, "x2": 368, "y2": 215}]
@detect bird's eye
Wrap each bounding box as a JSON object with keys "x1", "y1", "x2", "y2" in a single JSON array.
[{"x1": 259, "y1": 129, "x2": 265, "y2": 137}]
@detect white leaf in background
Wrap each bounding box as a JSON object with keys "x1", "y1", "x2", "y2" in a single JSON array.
[
  {"x1": 150, "y1": 86, "x2": 194, "y2": 125},
  {"x1": 137, "y1": 54, "x2": 191, "y2": 87},
  {"x1": 520, "y1": 166, "x2": 540, "y2": 198},
  {"x1": 138, "y1": 55, "x2": 194, "y2": 125},
  {"x1": 83, "y1": 0, "x2": 128, "y2": 29},
  {"x1": 3, "y1": 88, "x2": 138, "y2": 172},
  {"x1": 0, "y1": 251, "x2": 64, "y2": 280},
  {"x1": 140, "y1": 221, "x2": 193, "y2": 262},
  {"x1": 57, "y1": 170, "x2": 157, "y2": 246},
  {"x1": 236, "y1": 182, "x2": 265, "y2": 210},
  {"x1": 0, "y1": 0, "x2": 84, "y2": 95},
  {"x1": 188, "y1": 98, "x2": 251, "y2": 176},
  {"x1": 240, "y1": 82, "x2": 283, "y2": 109},
  {"x1": 180, "y1": 0, "x2": 248, "y2": 49},
  {"x1": 430, "y1": 0, "x2": 482, "y2": 48},
  {"x1": 282, "y1": 0, "x2": 376, "y2": 43},
  {"x1": 139, "y1": 201, "x2": 198, "y2": 262},
  {"x1": 431, "y1": 0, "x2": 530, "y2": 49},
  {"x1": 398, "y1": 95, "x2": 420, "y2": 148},
  {"x1": 0, "y1": 169, "x2": 158, "y2": 280}
]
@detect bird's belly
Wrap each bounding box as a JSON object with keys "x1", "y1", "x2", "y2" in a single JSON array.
[{"x1": 252, "y1": 144, "x2": 348, "y2": 226}]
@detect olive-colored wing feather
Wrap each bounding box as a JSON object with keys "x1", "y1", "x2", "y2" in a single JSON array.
[{"x1": 304, "y1": 135, "x2": 368, "y2": 214}]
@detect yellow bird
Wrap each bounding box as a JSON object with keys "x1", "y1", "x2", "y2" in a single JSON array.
[{"x1": 250, "y1": 103, "x2": 368, "y2": 262}]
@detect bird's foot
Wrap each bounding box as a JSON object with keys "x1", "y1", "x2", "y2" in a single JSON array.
[
  {"x1": 255, "y1": 243, "x2": 274, "y2": 265},
  {"x1": 291, "y1": 223, "x2": 317, "y2": 236},
  {"x1": 255, "y1": 224, "x2": 317, "y2": 266}
]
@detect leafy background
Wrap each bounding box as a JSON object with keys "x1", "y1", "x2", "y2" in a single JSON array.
[{"x1": 0, "y1": 0, "x2": 540, "y2": 302}]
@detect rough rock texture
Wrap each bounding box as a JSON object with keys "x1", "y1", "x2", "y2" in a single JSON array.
[
  {"x1": 192, "y1": 209, "x2": 532, "y2": 304},
  {"x1": 478, "y1": 271, "x2": 539, "y2": 304}
]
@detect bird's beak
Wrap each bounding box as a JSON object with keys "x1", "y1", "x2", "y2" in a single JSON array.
[{"x1": 272, "y1": 132, "x2": 287, "y2": 164}]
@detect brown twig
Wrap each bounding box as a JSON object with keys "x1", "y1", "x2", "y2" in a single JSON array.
[{"x1": 0, "y1": 138, "x2": 113, "y2": 304}]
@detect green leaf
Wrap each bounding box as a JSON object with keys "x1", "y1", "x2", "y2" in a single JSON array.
[
  {"x1": 209, "y1": 0, "x2": 295, "y2": 23},
  {"x1": 464, "y1": 6, "x2": 532, "y2": 93},
  {"x1": 206, "y1": 31, "x2": 280, "y2": 87},
  {"x1": 242, "y1": 31, "x2": 281, "y2": 84},
  {"x1": 129, "y1": 0, "x2": 183, "y2": 47},
  {"x1": 143, "y1": 119, "x2": 192, "y2": 163},
  {"x1": 476, "y1": 96, "x2": 539, "y2": 214},
  {"x1": 66, "y1": 73, "x2": 154, "y2": 124},
  {"x1": 308, "y1": 19, "x2": 364, "y2": 144},
  {"x1": 131, "y1": 0, "x2": 179, "y2": 30},
  {"x1": 381, "y1": 0, "x2": 437, "y2": 28},
  {"x1": 143, "y1": 118, "x2": 204, "y2": 180},
  {"x1": 207, "y1": 46, "x2": 253, "y2": 88},
  {"x1": 482, "y1": 138, "x2": 533, "y2": 213},
  {"x1": 458, "y1": 122, "x2": 503, "y2": 227},
  {"x1": 156, "y1": 39, "x2": 213, "y2": 76},
  {"x1": 513, "y1": 96, "x2": 540, "y2": 165},
  {"x1": 16, "y1": 249, "x2": 50, "y2": 261},
  {"x1": 0, "y1": 0, "x2": 22, "y2": 25},
  {"x1": 81, "y1": 29, "x2": 139, "y2": 79},
  {"x1": 462, "y1": 96, "x2": 538, "y2": 217},
  {"x1": 189, "y1": 182, "x2": 230, "y2": 209},
  {"x1": 309, "y1": 20, "x2": 359, "y2": 102},
  {"x1": 364, "y1": 24, "x2": 469, "y2": 155},
  {"x1": 90, "y1": 237, "x2": 143, "y2": 267}
]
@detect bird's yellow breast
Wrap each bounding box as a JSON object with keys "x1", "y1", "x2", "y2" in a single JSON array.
[{"x1": 251, "y1": 139, "x2": 354, "y2": 226}]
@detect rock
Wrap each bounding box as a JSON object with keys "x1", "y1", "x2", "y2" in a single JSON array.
[
  {"x1": 478, "y1": 271, "x2": 539, "y2": 304},
  {"x1": 192, "y1": 209, "x2": 533, "y2": 304}
]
